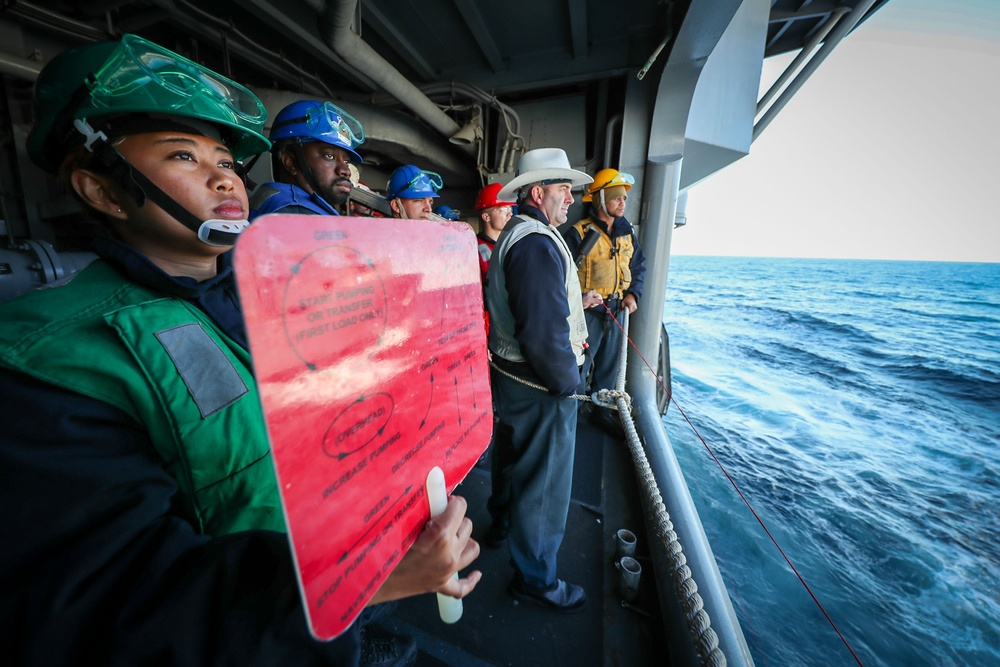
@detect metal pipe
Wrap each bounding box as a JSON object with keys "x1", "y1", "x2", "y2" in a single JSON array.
[
  {"x1": 756, "y1": 6, "x2": 850, "y2": 113},
  {"x1": 356, "y1": 80, "x2": 523, "y2": 144},
  {"x1": 499, "y1": 138, "x2": 511, "y2": 176},
  {"x1": 630, "y1": 156, "x2": 753, "y2": 666},
  {"x1": 144, "y1": 0, "x2": 331, "y2": 98},
  {"x1": 754, "y1": 0, "x2": 880, "y2": 141},
  {"x1": 635, "y1": 396, "x2": 756, "y2": 666},
  {"x1": 604, "y1": 114, "x2": 623, "y2": 169},
  {"x1": 628, "y1": 157, "x2": 679, "y2": 390},
  {"x1": 418, "y1": 82, "x2": 522, "y2": 139},
  {"x1": 321, "y1": 0, "x2": 466, "y2": 143},
  {"x1": 0, "y1": 52, "x2": 42, "y2": 81},
  {"x1": 2, "y1": 1, "x2": 109, "y2": 42}
]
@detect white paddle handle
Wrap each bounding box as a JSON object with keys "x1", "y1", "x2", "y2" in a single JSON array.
[{"x1": 426, "y1": 466, "x2": 463, "y2": 623}]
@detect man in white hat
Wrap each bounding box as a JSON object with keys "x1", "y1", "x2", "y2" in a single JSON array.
[{"x1": 483, "y1": 148, "x2": 594, "y2": 613}]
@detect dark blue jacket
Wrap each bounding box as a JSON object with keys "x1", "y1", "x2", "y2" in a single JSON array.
[
  {"x1": 250, "y1": 181, "x2": 341, "y2": 218},
  {"x1": 496, "y1": 204, "x2": 581, "y2": 396}
]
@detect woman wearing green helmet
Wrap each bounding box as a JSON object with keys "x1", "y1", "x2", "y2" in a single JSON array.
[
  {"x1": 0, "y1": 34, "x2": 479, "y2": 667},
  {"x1": 26, "y1": 33, "x2": 270, "y2": 246}
]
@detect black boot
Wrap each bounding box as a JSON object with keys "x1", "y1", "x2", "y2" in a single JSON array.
[
  {"x1": 483, "y1": 519, "x2": 508, "y2": 549},
  {"x1": 359, "y1": 624, "x2": 417, "y2": 667}
]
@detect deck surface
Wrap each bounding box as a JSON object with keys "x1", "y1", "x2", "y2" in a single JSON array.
[{"x1": 386, "y1": 409, "x2": 669, "y2": 666}]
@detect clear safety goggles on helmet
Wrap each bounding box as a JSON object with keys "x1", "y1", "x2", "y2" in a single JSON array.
[
  {"x1": 86, "y1": 33, "x2": 266, "y2": 129},
  {"x1": 402, "y1": 170, "x2": 444, "y2": 196},
  {"x1": 593, "y1": 171, "x2": 635, "y2": 191},
  {"x1": 304, "y1": 101, "x2": 365, "y2": 148}
]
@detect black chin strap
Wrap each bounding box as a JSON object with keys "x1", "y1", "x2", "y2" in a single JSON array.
[
  {"x1": 75, "y1": 119, "x2": 245, "y2": 246},
  {"x1": 290, "y1": 140, "x2": 321, "y2": 195},
  {"x1": 237, "y1": 153, "x2": 260, "y2": 191}
]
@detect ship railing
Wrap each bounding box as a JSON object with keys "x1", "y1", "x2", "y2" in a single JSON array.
[{"x1": 608, "y1": 308, "x2": 754, "y2": 667}]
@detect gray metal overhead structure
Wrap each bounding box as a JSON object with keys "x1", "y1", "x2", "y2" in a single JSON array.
[{"x1": 0, "y1": 1, "x2": 890, "y2": 186}]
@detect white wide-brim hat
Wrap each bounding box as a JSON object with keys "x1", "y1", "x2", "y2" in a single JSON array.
[{"x1": 498, "y1": 148, "x2": 593, "y2": 201}]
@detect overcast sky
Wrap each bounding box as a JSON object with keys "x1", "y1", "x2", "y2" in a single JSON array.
[{"x1": 672, "y1": 0, "x2": 1000, "y2": 263}]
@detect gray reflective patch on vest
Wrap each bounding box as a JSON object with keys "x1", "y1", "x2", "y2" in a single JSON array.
[{"x1": 155, "y1": 323, "x2": 248, "y2": 418}]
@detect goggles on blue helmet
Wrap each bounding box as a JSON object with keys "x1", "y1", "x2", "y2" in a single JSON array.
[
  {"x1": 388, "y1": 168, "x2": 443, "y2": 199},
  {"x1": 434, "y1": 205, "x2": 461, "y2": 220},
  {"x1": 270, "y1": 100, "x2": 364, "y2": 162}
]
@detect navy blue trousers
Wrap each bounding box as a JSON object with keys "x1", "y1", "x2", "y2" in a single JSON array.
[
  {"x1": 490, "y1": 369, "x2": 578, "y2": 588},
  {"x1": 580, "y1": 304, "x2": 624, "y2": 395}
]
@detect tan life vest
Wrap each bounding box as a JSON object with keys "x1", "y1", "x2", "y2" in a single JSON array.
[{"x1": 569, "y1": 217, "x2": 636, "y2": 299}]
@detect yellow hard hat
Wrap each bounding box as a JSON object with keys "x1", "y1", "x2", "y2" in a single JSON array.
[{"x1": 582, "y1": 168, "x2": 635, "y2": 202}]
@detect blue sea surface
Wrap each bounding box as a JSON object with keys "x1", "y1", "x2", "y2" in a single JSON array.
[{"x1": 660, "y1": 257, "x2": 1000, "y2": 667}]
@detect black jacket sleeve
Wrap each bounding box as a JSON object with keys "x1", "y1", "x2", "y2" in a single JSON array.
[
  {"x1": 625, "y1": 223, "x2": 647, "y2": 304},
  {"x1": 559, "y1": 222, "x2": 583, "y2": 272},
  {"x1": 0, "y1": 369, "x2": 359, "y2": 666},
  {"x1": 502, "y1": 234, "x2": 581, "y2": 396}
]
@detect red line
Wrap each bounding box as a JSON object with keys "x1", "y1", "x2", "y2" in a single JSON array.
[{"x1": 602, "y1": 303, "x2": 864, "y2": 666}]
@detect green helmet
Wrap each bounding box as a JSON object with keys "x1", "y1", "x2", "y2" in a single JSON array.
[{"x1": 27, "y1": 33, "x2": 270, "y2": 172}]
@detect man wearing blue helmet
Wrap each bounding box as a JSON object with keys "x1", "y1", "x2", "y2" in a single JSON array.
[
  {"x1": 251, "y1": 99, "x2": 365, "y2": 218},
  {"x1": 434, "y1": 205, "x2": 462, "y2": 221},
  {"x1": 385, "y1": 165, "x2": 443, "y2": 220}
]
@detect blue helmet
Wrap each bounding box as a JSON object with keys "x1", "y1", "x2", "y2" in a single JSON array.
[
  {"x1": 269, "y1": 99, "x2": 364, "y2": 163},
  {"x1": 434, "y1": 205, "x2": 461, "y2": 220},
  {"x1": 386, "y1": 165, "x2": 442, "y2": 199}
]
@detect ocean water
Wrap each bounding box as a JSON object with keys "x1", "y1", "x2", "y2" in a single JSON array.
[{"x1": 660, "y1": 256, "x2": 999, "y2": 667}]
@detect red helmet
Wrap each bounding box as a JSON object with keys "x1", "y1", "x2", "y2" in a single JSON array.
[{"x1": 475, "y1": 182, "x2": 515, "y2": 210}]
